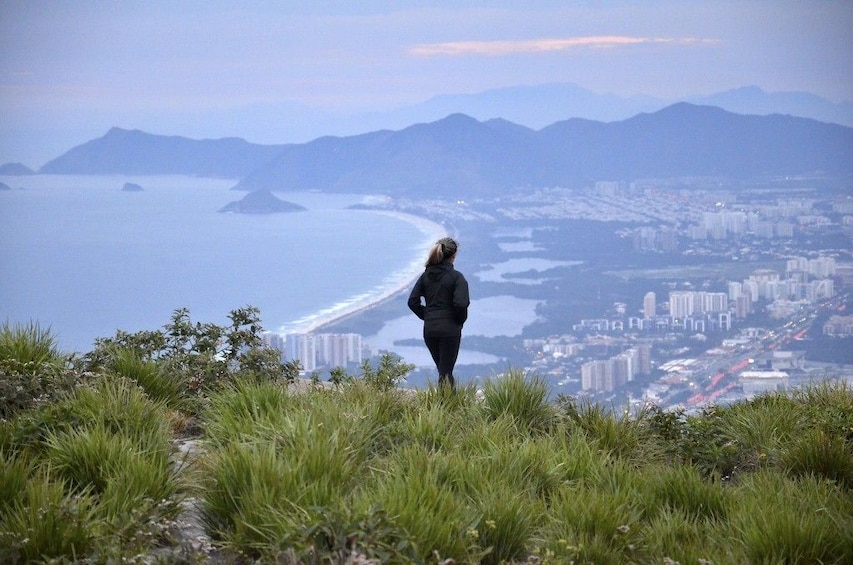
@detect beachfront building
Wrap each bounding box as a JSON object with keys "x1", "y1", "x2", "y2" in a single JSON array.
[{"x1": 279, "y1": 332, "x2": 364, "y2": 373}]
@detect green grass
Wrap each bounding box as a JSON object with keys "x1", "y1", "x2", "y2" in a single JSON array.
[{"x1": 2, "y1": 335, "x2": 852, "y2": 563}]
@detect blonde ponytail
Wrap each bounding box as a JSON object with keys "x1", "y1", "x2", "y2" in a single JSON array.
[{"x1": 425, "y1": 237, "x2": 458, "y2": 267}]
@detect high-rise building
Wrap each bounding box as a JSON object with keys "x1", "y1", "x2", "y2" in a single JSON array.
[
  {"x1": 643, "y1": 292, "x2": 656, "y2": 319},
  {"x1": 285, "y1": 333, "x2": 316, "y2": 372},
  {"x1": 635, "y1": 344, "x2": 652, "y2": 375},
  {"x1": 669, "y1": 291, "x2": 695, "y2": 319},
  {"x1": 581, "y1": 360, "x2": 613, "y2": 392},
  {"x1": 316, "y1": 333, "x2": 363, "y2": 368}
]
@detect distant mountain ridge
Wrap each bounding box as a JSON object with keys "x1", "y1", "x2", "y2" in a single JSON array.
[
  {"x1": 40, "y1": 127, "x2": 287, "y2": 178},
  {"x1": 38, "y1": 104, "x2": 853, "y2": 197},
  {"x1": 235, "y1": 103, "x2": 853, "y2": 197},
  {"x1": 350, "y1": 83, "x2": 853, "y2": 133}
]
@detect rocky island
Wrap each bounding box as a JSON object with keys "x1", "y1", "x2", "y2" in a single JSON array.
[
  {"x1": 122, "y1": 182, "x2": 144, "y2": 192},
  {"x1": 0, "y1": 162, "x2": 35, "y2": 175},
  {"x1": 218, "y1": 189, "x2": 306, "y2": 214}
]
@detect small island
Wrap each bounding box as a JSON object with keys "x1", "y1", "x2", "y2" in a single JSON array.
[
  {"x1": 219, "y1": 190, "x2": 306, "y2": 214},
  {"x1": 0, "y1": 182, "x2": 11, "y2": 191},
  {"x1": 122, "y1": 182, "x2": 144, "y2": 192},
  {"x1": 0, "y1": 162, "x2": 35, "y2": 175}
]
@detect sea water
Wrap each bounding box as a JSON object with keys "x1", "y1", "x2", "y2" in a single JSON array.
[{"x1": 0, "y1": 175, "x2": 442, "y2": 353}]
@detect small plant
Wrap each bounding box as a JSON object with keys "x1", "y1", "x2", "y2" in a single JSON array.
[{"x1": 359, "y1": 353, "x2": 414, "y2": 391}]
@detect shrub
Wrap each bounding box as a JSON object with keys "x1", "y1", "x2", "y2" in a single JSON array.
[
  {"x1": 84, "y1": 307, "x2": 300, "y2": 410},
  {"x1": 359, "y1": 352, "x2": 414, "y2": 391}
]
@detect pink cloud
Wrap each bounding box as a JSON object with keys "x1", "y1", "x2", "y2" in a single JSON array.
[{"x1": 409, "y1": 36, "x2": 719, "y2": 57}]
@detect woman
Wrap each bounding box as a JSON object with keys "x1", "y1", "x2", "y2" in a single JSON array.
[{"x1": 407, "y1": 237, "x2": 470, "y2": 388}]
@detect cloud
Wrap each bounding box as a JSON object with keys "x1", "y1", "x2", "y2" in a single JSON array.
[{"x1": 409, "y1": 36, "x2": 719, "y2": 57}]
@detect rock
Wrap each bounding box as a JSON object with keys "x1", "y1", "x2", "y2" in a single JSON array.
[
  {"x1": 122, "y1": 182, "x2": 144, "y2": 192},
  {"x1": 0, "y1": 182, "x2": 11, "y2": 191},
  {"x1": 218, "y1": 190, "x2": 307, "y2": 214}
]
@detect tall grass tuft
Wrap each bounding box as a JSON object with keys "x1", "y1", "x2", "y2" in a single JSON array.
[
  {"x1": 0, "y1": 469, "x2": 96, "y2": 563},
  {"x1": 0, "y1": 321, "x2": 74, "y2": 418},
  {"x1": 202, "y1": 377, "x2": 300, "y2": 447},
  {"x1": 642, "y1": 463, "x2": 728, "y2": 521},
  {"x1": 365, "y1": 443, "x2": 480, "y2": 562},
  {"x1": 482, "y1": 369, "x2": 555, "y2": 433},
  {"x1": 640, "y1": 507, "x2": 734, "y2": 563},
  {"x1": 474, "y1": 489, "x2": 540, "y2": 564},
  {"x1": 560, "y1": 396, "x2": 662, "y2": 464},
  {"x1": 0, "y1": 321, "x2": 61, "y2": 366},
  {"x1": 540, "y1": 480, "x2": 645, "y2": 563},
  {"x1": 59, "y1": 376, "x2": 174, "y2": 453},
  {"x1": 784, "y1": 426, "x2": 853, "y2": 488},
  {"x1": 733, "y1": 470, "x2": 853, "y2": 564},
  {"x1": 0, "y1": 450, "x2": 35, "y2": 513},
  {"x1": 109, "y1": 348, "x2": 189, "y2": 411}
]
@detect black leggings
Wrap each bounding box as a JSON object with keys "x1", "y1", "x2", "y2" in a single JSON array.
[{"x1": 424, "y1": 335, "x2": 461, "y2": 387}]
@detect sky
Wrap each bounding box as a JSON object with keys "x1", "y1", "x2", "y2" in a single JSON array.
[{"x1": 1, "y1": 0, "x2": 851, "y2": 167}]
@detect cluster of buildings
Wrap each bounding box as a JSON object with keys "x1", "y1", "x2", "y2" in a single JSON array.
[
  {"x1": 823, "y1": 316, "x2": 853, "y2": 337},
  {"x1": 579, "y1": 344, "x2": 652, "y2": 392},
  {"x1": 264, "y1": 332, "x2": 363, "y2": 373},
  {"x1": 688, "y1": 209, "x2": 797, "y2": 239},
  {"x1": 729, "y1": 257, "x2": 836, "y2": 318},
  {"x1": 573, "y1": 256, "x2": 838, "y2": 339}
]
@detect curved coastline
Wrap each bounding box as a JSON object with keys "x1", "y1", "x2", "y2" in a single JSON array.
[{"x1": 275, "y1": 210, "x2": 447, "y2": 335}]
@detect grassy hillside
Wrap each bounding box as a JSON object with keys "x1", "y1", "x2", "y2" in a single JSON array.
[{"x1": 2, "y1": 312, "x2": 851, "y2": 563}]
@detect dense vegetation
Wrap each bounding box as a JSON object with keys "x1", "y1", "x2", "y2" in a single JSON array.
[{"x1": 1, "y1": 309, "x2": 851, "y2": 563}]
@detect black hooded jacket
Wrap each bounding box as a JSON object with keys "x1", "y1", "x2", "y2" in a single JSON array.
[{"x1": 407, "y1": 261, "x2": 470, "y2": 337}]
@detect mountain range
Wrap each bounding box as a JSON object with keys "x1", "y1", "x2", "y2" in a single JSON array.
[
  {"x1": 36, "y1": 103, "x2": 853, "y2": 198},
  {"x1": 355, "y1": 84, "x2": 853, "y2": 134}
]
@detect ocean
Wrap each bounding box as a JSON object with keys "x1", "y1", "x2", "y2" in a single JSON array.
[{"x1": 0, "y1": 175, "x2": 444, "y2": 354}]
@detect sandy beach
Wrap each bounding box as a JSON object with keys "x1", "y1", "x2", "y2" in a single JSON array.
[{"x1": 274, "y1": 210, "x2": 447, "y2": 335}]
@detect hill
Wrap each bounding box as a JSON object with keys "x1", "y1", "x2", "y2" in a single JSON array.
[{"x1": 39, "y1": 127, "x2": 287, "y2": 178}]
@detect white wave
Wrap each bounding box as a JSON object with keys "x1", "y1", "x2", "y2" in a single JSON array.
[{"x1": 276, "y1": 210, "x2": 446, "y2": 335}]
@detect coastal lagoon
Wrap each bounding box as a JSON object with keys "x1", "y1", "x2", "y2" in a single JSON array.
[
  {"x1": 0, "y1": 175, "x2": 443, "y2": 353},
  {"x1": 365, "y1": 295, "x2": 542, "y2": 367}
]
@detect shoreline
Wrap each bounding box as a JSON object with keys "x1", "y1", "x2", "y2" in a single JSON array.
[{"x1": 273, "y1": 209, "x2": 446, "y2": 336}]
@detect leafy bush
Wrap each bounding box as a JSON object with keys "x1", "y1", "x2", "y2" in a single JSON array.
[{"x1": 84, "y1": 307, "x2": 300, "y2": 412}]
